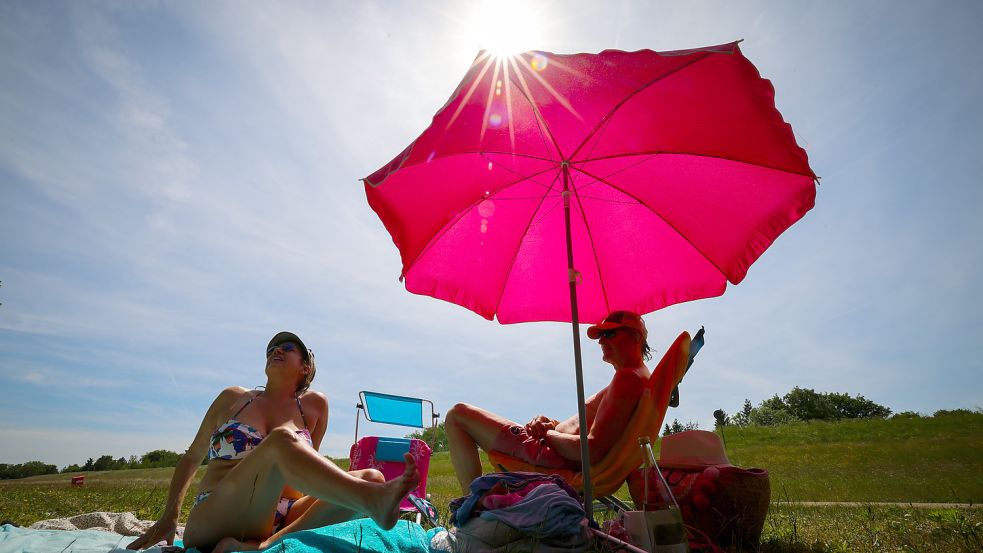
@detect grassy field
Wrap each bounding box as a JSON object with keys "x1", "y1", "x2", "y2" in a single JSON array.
[{"x1": 2, "y1": 413, "x2": 981, "y2": 551}]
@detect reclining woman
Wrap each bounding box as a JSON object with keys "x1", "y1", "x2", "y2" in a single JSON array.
[
  {"x1": 445, "y1": 311, "x2": 653, "y2": 494},
  {"x1": 128, "y1": 331, "x2": 419, "y2": 553}
]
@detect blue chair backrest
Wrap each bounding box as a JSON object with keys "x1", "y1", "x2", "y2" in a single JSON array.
[
  {"x1": 359, "y1": 391, "x2": 430, "y2": 428},
  {"x1": 355, "y1": 391, "x2": 438, "y2": 445}
]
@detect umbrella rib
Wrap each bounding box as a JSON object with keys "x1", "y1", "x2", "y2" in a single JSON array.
[
  {"x1": 490, "y1": 170, "x2": 564, "y2": 319},
  {"x1": 375, "y1": 149, "x2": 559, "y2": 178},
  {"x1": 568, "y1": 51, "x2": 717, "y2": 162},
  {"x1": 506, "y1": 56, "x2": 558, "y2": 164},
  {"x1": 480, "y1": 152, "x2": 558, "y2": 193},
  {"x1": 400, "y1": 164, "x2": 560, "y2": 278},
  {"x1": 567, "y1": 171, "x2": 614, "y2": 316},
  {"x1": 573, "y1": 153, "x2": 660, "y2": 196},
  {"x1": 578, "y1": 150, "x2": 817, "y2": 179},
  {"x1": 570, "y1": 165, "x2": 731, "y2": 282},
  {"x1": 508, "y1": 54, "x2": 566, "y2": 160}
]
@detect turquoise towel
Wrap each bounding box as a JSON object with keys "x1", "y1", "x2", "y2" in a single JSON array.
[
  {"x1": 0, "y1": 520, "x2": 440, "y2": 553},
  {"x1": 254, "y1": 519, "x2": 436, "y2": 553}
]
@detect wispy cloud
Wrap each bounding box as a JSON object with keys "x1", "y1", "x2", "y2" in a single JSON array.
[{"x1": 1, "y1": 1, "x2": 981, "y2": 464}]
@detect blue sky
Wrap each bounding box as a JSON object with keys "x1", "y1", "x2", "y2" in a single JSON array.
[{"x1": 1, "y1": 1, "x2": 981, "y2": 468}]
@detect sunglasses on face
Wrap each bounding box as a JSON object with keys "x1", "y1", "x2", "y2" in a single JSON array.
[
  {"x1": 598, "y1": 329, "x2": 621, "y2": 339},
  {"x1": 267, "y1": 342, "x2": 300, "y2": 357}
]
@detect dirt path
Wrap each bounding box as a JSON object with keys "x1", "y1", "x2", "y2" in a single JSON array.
[{"x1": 776, "y1": 501, "x2": 979, "y2": 508}]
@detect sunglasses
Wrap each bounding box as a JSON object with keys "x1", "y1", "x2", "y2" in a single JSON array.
[
  {"x1": 267, "y1": 342, "x2": 300, "y2": 357},
  {"x1": 598, "y1": 329, "x2": 621, "y2": 339}
]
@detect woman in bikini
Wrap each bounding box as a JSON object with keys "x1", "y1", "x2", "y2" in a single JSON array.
[{"x1": 127, "y1": 331, "x2": 419, "y2": 552}]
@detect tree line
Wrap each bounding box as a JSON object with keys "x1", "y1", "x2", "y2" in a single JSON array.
[
  {"x1": 713, "y1": 386, "x2": 892, "y2": 428},
  {"x1": 0, "y1": 449, "x2": 196, "y2": 480}
]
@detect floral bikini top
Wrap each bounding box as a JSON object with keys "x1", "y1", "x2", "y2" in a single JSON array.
[{"x1": 208, "y1": 391, "x2": 314, "y2": 461}]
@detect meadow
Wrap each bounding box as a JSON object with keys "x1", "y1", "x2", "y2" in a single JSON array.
[{"x1": 2, "y1": 412, "x2": 981, "y2": 552}]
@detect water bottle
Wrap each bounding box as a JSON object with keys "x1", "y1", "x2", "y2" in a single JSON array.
[{"x1": 638, "y1": 436, "x2": 689, "y2": 553}]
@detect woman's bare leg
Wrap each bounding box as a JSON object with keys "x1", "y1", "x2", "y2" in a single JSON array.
[
  {"x1": 211, "y1": 469, "x2": 387, "y2": 552},
  {"x1": 183, "y1": 427, "x2": 418, "y2": 549},
  {"x1": 257, "y1": 469, "x2": 386, "y2": 548},
  {"x1": 445, "y1": 403, "x2": 517, "y2": 494}
]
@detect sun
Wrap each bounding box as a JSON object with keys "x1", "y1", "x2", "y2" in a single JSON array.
[{"x1": 469, "y1": 0, "x2": 545, "y2": 58}]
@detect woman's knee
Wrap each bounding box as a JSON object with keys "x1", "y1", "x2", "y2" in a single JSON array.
[
  {"x1": 446, "y1": 403, "x2": 476, "y2": 427},
  {"x1": 265, "y1": 426, "x2": 302, "y2": 449}
]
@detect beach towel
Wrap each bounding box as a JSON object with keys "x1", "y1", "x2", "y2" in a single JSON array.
[
  {"x1": 256, "y1": 518, "x2": 434, "y2": 553},
  {"x1": 0, "y1": 517, "x2": 434, "y2": 553},
  {"x1": 29, "y1": 511, "x2": 162, "y2": 536},
  {"x1": 0, "y1": 523, "x2": 175, "y2": 553},
  {"x1": 4, "y1": 518, "x2": 439, "y2": 553}
]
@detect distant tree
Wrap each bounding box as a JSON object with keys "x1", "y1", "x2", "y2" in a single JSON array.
[
  {"x1": 732, "y1": 399, "x2": 754, "y2": 427},
  {"x1": 82, "y1": 458, "x2": 95, "y2": 471},
  {"x1": 749, "y1": 405, "x2": 799, "y2": 426},
  {"x1": 92, "y1": 455, "x2": 116, "y2": 471},
  {"x1": 139, "y1": 450, "x2": 182, "y2": 468},
  {"x1": 932, "y1": 408, "x2": 976, "y2": 417},
  {"x1": 405, "y1": 422, "x2": 448, "y2": 453},
  {"x1": 62, "y1": 464, "x2": 83, "y2": 473},
  {"x1": 0, "y1": 461, "x2": 58, "y2": 479},
  {"x1": 826, "y1": 391, "x2": 891, "y2": 419},
  {"x1": 662, "y1": 418, "x2": 699, "y2": 436},
  {"x1": 734, "y1": 388, "x2": 891, "y2": 427},
  {"x1": 759, "y1": 394, "x2": 788, "y2": 412},
  {"x1": 713, "y1": 409, "x2": 730, "y2": 429}
]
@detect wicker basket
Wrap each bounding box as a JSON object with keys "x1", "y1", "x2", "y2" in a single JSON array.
[{"x1": 628, "y1": 465, "x2": 771, "y2": 550}]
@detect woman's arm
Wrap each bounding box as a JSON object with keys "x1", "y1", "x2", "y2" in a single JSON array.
[
  {"x1": 305, "y1": 391, "x2": 329, "y2": 450},
  {"x1": 544, "y1": 376, "x2": 642, "y2": 464},
  {"x1": 127, "y1": 387, "x2": 242, "y2": 550}
]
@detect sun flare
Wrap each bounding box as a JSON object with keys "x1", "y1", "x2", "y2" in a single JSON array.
[{"x1": 469, "y1": 0, "x2": 544, "y2": 58}]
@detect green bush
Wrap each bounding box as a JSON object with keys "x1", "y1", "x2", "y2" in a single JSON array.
[
  {"x1": 0, "y1": 461, "x2": 59, "y2": 480},
  {"x1": 405, "y1": 422, "x2": 448, "y2": 452},
  {"x1": 734, "y1": 387, "x2": 892, "y2": 427},
  {"x1": 749, "y1": 405, "x2": 800, "y2": 426}
]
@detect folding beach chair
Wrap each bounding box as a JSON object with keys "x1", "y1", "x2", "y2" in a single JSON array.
[
  {"x1": 349, "y1": 391, "x2": 440, "y2": 524},
  {"x1": 487, "y1": 327, "x2": 705, "y2": 513}
]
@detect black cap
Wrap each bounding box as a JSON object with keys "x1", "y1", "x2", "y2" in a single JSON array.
[{"x1": 267, "y1": 331, "x2": 311, "y2": 364}]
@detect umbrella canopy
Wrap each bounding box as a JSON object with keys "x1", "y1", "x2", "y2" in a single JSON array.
[
  {"x1": 365, "y1": 42, "x2": 816, "y2": 324},
  {"x1": 364, "y1": 42, "x2": 817, "y2": 517}
]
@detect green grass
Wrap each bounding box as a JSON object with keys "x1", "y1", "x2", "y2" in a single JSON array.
[
  {"x1": 758, "y1": 503, "x2": 982, "y2": 553},
  {"x1": 713, "y1": 412, "x2": 983, "y2": 502},
  {"x1": 2, "y1": 413, "x2": 981, "y2": 551}
]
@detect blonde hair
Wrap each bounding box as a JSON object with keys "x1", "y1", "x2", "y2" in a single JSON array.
[{"x1": 297, "y1": 349, "x2": 316, "y2": 393}]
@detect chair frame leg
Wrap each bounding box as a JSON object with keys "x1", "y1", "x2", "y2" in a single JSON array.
[{"x1": 594, "y1": 495, "x2": 632, "y2": 514}]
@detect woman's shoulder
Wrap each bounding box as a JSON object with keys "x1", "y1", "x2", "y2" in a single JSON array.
[
  {"x1": 212, "y1": 386, "x2": 253, "y2": 408},
  {"x1": 299, "y1": 390, "x2": 328, "y2": 412},
  {"x1": 219, "y1": 385, "x2": 253, "y2": 397}
]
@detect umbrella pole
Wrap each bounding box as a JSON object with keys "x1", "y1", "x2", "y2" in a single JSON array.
[{"x1": 562, "y1": 163, "x2": 594, "y2": 521}]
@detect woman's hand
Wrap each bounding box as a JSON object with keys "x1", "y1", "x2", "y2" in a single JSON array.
[
  {"x1": 126, "y1": 515, "x2": 177, "y2": 550},
  {"x1": 524, "y1": 415, "x2": 558, "y2": 439}
]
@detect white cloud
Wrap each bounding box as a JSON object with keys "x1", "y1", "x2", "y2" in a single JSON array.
[{"x1": 1, "y1": 0, "x2": 981, "y2": 466}]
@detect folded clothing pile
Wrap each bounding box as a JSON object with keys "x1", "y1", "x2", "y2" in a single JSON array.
[{"x1": 448, "y1": 472, "x2": 589, "y2": 552}]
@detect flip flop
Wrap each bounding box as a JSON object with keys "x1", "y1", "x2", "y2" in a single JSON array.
[{"x1": 407, "y1": 493, "x2": 439, "y2": 527}]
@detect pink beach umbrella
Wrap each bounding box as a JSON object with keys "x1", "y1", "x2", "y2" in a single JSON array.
[{"x1": 364, "y1": 42, "x2": 817, "y2": 517}]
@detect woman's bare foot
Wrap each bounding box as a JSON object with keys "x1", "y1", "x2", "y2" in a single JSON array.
[
  {"x1": 366, "y1": 453, "x2": 420, "y2": 530},
  {"x1": 212, "y1": 536, "x2": 260, "y2": 553}
]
